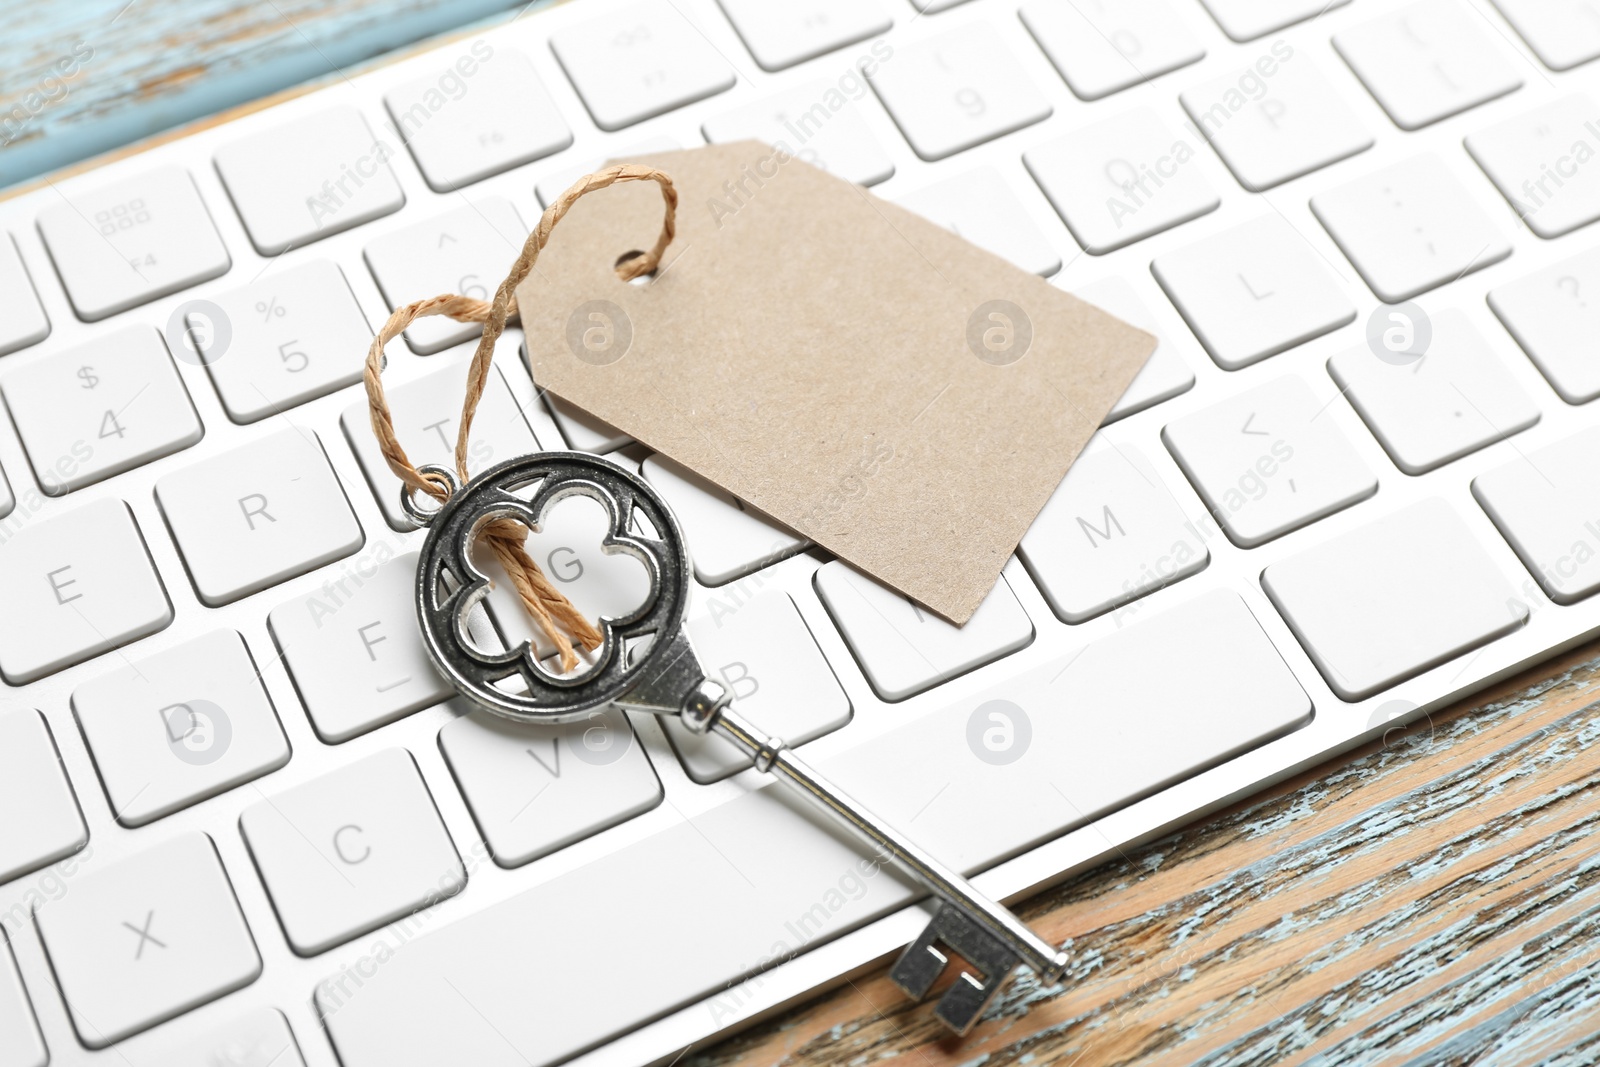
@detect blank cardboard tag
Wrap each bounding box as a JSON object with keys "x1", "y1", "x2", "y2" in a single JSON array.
[{"x1": 517, "y1": 142, "x2": 1155, "y2": 624}]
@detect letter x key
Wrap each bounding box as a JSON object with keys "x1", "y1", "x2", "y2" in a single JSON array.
[
  {"x1": 122, "y1": 910, "x2": 166, "y2": 960},
  {"x1": 411, "y1": 452, "x2": 1069, "y2": 1033}
]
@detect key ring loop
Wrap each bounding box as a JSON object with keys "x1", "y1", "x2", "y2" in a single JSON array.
[{"x1": 399, "y1": 464, "x2": 460, "y2": 528}]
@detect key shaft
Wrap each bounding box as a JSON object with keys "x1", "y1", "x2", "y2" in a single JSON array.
[{"x1": 707, "y1": 702, "x2": 1067, "y2": 982}]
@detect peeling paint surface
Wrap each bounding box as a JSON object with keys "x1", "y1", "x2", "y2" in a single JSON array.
[
  {"x1": 699, "y1": 644, "x2": 1600, "y2": 1067},
  {"x1": 0, "y1": 0, "x2": 543, "y2": 187}
]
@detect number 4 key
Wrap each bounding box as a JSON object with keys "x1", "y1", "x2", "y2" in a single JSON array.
[{"x1": 1, "y1": 325, "x2": 202, "y2": 494}]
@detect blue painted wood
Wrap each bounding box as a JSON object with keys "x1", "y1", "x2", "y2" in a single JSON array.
[
  {"x1": 0, "y1": 0, "x2": 552, "y2": 188},
  {"x1": 700, "y1": 639, "x2": 1600, "y2": 1066}
]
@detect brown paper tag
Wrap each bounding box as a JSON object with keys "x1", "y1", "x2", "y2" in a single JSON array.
[{"x1": 517, "y1": 142, "x2": 1155, "y2": 624}]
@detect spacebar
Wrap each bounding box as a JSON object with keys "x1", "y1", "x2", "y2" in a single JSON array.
[
  {"x1": 317, "y1": 772, "x2": 919, "y2": 1065},
  {"x1": 317, "y1": 590, "x2": 1310, "y2": 1066}
]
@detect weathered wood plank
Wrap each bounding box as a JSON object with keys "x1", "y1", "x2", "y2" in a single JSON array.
[
  {"x1": 697, "y1": 643, "x2": 1600, "y2": 1066},
  {"x1": 0, "y1": 0, "x2": 543, "y2": 187}
]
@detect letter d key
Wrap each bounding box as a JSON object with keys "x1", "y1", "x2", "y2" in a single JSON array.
[{"x1": 411, "y1": 451, "x2": 1068, "y2": 1034}]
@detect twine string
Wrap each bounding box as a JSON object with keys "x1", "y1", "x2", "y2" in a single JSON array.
[{"x1": 362, "y1": 164, "x2": 678, "y2": 670}]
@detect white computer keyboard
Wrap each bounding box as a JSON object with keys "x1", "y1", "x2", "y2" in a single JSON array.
[{"x1": 3, "y1": 0, "x2": 1600, "y2": 1063}]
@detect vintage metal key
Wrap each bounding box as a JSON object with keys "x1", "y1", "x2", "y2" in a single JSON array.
[{"x1": 410, "y1": 450, "x2": 1068, "y2": 1033}]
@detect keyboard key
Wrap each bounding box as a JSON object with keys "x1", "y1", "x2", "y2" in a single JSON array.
[
  {"x1": 1492, "y1": 0, "x2": 1600, "y2": 70},
  {"x1": 316, "y1": 590, "x2": 1307, "y2": 1067},
  {"x1": 1467, "y1": 95, "x2": 1600, "y2": 239},
  {"x1": 814, "y1": 562, "x2": 1033, "y2": 701},
  {"x1": 1072, "y1": 277, "x2": 1194, "y2": 422},
  {"x1": 534, "y1": 136, "x2": 680, "y2": 208},
  {"x1": 1263, "y1": 498, "x2": 1527, "y2": 700},
  {"x1": 3, "y1": 325, "x2": 202, "y2": 494},
  {"x1": 364, "y1": 196, "x2": 526, "y2": 355},
  {"x1": 0, "y1": 233, "x2": 49, "y2": 354},
  {"x1": 1199, "y1": 0, "x2": 1351, "y2": 41},
  {"x1": 1026, "y1": 107, "x2": 1220, "y2": 254},
  {"x1": 641, "y1": 453, "x2": 807, "y2": 586},
  {"x1": 342, "y1": 362, "x2": 539, "y2": 530},
  {"x1": 821, "y1": 588, "x2": 1310, "y2": 856},
  {"x1": 1334, "y1": 0, "x2": 1523, "y2": 130},
  {"x1": 163, "y1": 1008, "x2": 306, "y2": 1067},
  {"x1": 1020, "y1": 0, "x2": 1204, "y2": 101},
  {"x1": 718, "y1": 0, "x2": 892, "y2": 71},
  {"x1": 1489, "y1": 247, "x2": 1600, "y2": 404},
  {"x1": 441, "y1": 708, "x2": 661, "y2": 867},
  {"x1": 0, "y1": 498, "x2": 172, "y2": 684},
  {"x1": 1328, "y1": 309, "x2": 1540, "y2": 475},
  {"x1": 214, "y1": 107, "x2": 405, "y2": 256},
  {"x1": 156, "y1": 428, "x2": 362, "y2": 606},
  {"x1": 1152, "y1": 215, "x2": 1357, "y2": 371},
  {"x1": 1181, "y1": 53, "x2": 1373, "y2": 191},
  {"x1": 194, "y1": 259, "x2": 371, "y2": 423},
  {"x1": 71, "y1": 630, "x2": 290, "y2": 828},
  {"x1": 1312, "y1": 154, "x2": 1512, "y2": 304},
  {"x1": 0, "y1": 932, "x2": 46, "y2": 1067},
  {"x1": 36, "y1": 166, "x2": 230, "y2": 322},
  {"x1": 663, "y1": 590, "x2": 851, "y2": 782},
  {"x1": 1018, "y1": 442, "x2": 1208, "y2": 624},
  {"x1": 550, "y1": 1, "x2": 735, "y2": 131},
  {"x1": 34, "y1": 832, "x2": 260, "y2": 1048},
  {"x1": 702, "y1": 82, "x2": 894, "y2": 186},
  {"x1": 866, "y1": 24, "x2": 1051, "y2": 161},
  {"x1": 1162, "y1": 375, "x2": 1377, "y2": 548},
  {"x1": 1475, "y1": 426, "x2": 1600, "y2": 604},
  {"x1": 896, "y1": 167, "x2": 1061, "y2": 277},
  {"x1": 385, "y1": 45, "x2": 572, "y2": 192},
  {"x1": 240, "y1": 748, "x2": 464, "y2": 955},
  {"x1": 270, "y1": 550, "x2": 453, "y2": 743},
  {"x1": 0, "y1": 707, "x2": 87, "y2": 884}
]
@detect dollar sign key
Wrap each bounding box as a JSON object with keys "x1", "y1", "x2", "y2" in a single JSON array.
[{"x1": 77, "y1": 366, "x2": 99, "y2": 389}]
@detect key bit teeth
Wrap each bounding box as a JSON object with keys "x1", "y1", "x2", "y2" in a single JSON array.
[
  {"x1": 890, "y1": 903, "x2": 1026, "y2": 1034},
  {"x1": 933, "y1": 968, "x2": 1005, "y2": 1036},
  {"x1": 889, "y1": 932, "x2": 947, "y2": 1001}
]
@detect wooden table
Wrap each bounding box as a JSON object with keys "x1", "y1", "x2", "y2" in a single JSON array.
[
  {"x1": 12, "y1": 5, "x2": 1600, "y2": 1065},
  {"x1": 0, "y1": 0, "x2": 538, "y2": 188},
  {"x1": 699, "y1": 640, "x2": 1600, "y2": 1066}
]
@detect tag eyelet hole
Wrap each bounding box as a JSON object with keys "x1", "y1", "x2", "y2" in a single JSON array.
[{"x1": 613, "y1": 250, "x2": 656, "y2": 286}]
